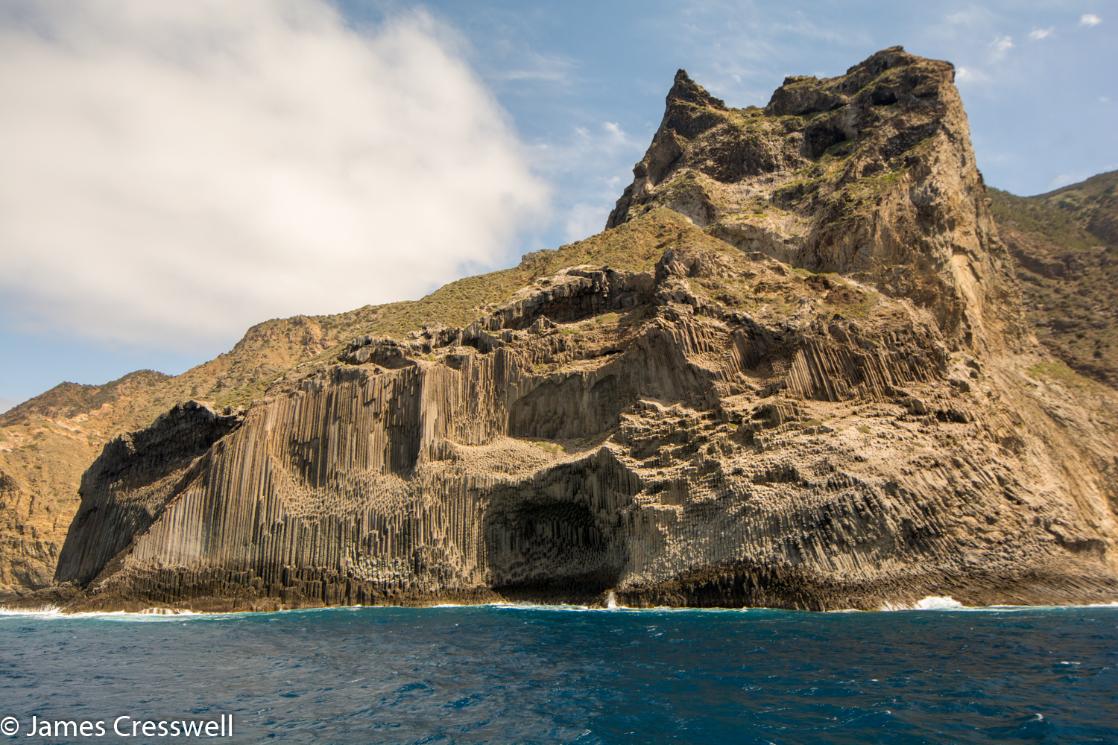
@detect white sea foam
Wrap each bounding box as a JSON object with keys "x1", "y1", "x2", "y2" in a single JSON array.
[
  {"x1": 884, "y1": 597, "x2": 1118, "y2": 612},
  {"x1": 0, "y1": 605, "x2": 244, "y2": 621},
  {"x1": 487, "y1": 601, "x2": 593, "y2": 612},
  {"x1": 0, "y1": 605, "x2": 64, "y2": 617},
  {"x1": 3, "y1": 596, "x2": 1116, "y2": 619},
  {"x1": 880, "y1": 595, "x2": 966, "y2": 611},
  {"x1": 914, "y1": 595, "x2": 965, "y2": 610}
]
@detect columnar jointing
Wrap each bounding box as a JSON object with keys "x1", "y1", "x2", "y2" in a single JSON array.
[{"x1": 47, "y1": 47, "x2": 1118, "y2": 611}]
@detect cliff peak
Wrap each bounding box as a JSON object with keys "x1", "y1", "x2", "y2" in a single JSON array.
[
  {"x1": 667, "y1": 68, "x2": 725, "y2": 109},
  {"x1": 608, "y1": 46, "x2": 1020, "y2": 349}
]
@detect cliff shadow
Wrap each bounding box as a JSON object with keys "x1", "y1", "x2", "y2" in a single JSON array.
[{"x1": 481, "y1": 452, "x2": 641, "y2": 599}]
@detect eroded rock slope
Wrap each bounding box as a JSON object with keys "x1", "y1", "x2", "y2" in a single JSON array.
[
  {"x1": 990, "y1": 172, "x2": 1118, "y2": 386},
  {"x1": 25, "y1": 48, "x2": 1118, "y2": 610}
]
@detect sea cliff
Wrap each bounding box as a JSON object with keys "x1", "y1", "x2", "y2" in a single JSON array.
[{"x1": 5, "y1": 47, "x2": 1117, "y2": 611}]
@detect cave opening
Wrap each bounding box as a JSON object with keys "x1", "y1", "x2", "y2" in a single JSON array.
[{"x1": 484, "y1": 499, "x2": 626, "y2": 599}]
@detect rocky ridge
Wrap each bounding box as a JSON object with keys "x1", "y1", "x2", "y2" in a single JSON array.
[
  {"x1": 0, "y1": 313, "x2": 359, "y2": 592},
  {"x1": 990, "y1": 172, "x2": 1118, "y2": 386},
  {"x1": 4, "y1": 47, "x2": 1118, "y2": 611}
]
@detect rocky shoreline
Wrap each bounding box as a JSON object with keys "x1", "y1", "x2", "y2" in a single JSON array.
[{"x1": 4, "y1": 564, "x2": 1116, "y2": 615}]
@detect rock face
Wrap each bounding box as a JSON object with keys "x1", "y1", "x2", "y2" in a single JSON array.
[
  {"x1": 990, "y1": 172, "x2": 1118, "y2": 387},
  {"x1": 16, "y1": 48, "x2": 1118, "y2": 610},
  {"x1": 609, "y1": 49, "x2": 1033, "y2": 352},
  {"x1": 55, "y1": 402, "x2": 242, "y2": 587},
  {"x1": 0, "y1": 371, "x2": 172, "y2": 592},
  {"x1": 0, "y1": 314, "x2": 357, "y2": 597}
]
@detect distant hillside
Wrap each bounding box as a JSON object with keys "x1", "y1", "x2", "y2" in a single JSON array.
[{"x1": 990, "y1": 171, "x2": 1118, "y2": 386}]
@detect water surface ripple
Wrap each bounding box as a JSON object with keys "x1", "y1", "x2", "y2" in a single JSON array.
[{"x1": 0, "y1": 605, "x2": 1115, "y2": 743}]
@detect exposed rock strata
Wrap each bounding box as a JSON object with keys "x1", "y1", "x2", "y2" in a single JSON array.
[
  {"x1": 9, "y1": 47, "x2": 1118, "y2": 611},
  {"x1": 56, "y1": 402, "x2": 242, "y2": 587},
  {"x1": 0, "y1": 307, "x2": 385, "y2": 595},
  {"x1": 56, "y1": 242, "x2": 1118, "y2": 610}
]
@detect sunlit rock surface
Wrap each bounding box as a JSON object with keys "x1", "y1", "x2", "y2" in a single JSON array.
[{"x1": 6, "y1": 47, "x2": 1118, "y2": 611}]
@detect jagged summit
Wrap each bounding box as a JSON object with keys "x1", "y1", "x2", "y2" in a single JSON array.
[
  {"x1": 765, "y1": 46, "x2": 941, "y2": 115},
  {"x1": 667, "y1": 69, "x2": 725, "y2": 109},
  {"x1": 608, "y1": 47, "x2": 1018, "y2": 351}
]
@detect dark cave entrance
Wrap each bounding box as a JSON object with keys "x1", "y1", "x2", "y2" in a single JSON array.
[{"x1": 483, "y1": 499, "x2": 627, "y2": 599}]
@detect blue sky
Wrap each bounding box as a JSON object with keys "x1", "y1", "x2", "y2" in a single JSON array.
[{"x1": 1, "y1": 0, "x2": 1115, "y2": 411}]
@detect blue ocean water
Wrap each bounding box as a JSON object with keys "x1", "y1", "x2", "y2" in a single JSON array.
[{"x1": 0, "y1": 604, "x2": 1115, "y2": 744}]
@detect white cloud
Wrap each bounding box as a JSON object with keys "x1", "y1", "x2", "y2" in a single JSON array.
[
  {"x1": 571, "y1": 121, "x2": 636, "y2": 152},
  {"x1": 1028, "y1": 27, "x2": 1053, "y2": 40},
  {"x1": 1080, "y1": 13, "x2": 1101, "y2": 27},
  {"x1": 945, "y1": 7, "x2": 995, "y2": 26},
  {"x1": 989, "y1": 34, "x2": 1014, "y2": 59},
  {"x1": 955, "y1": 66, "x2": 990, "y2": 86},
  {"x1": 0, "y1": 1, "x2": 548, "y2": 349},
  {"x1": 489, "y1": 50, "x2": 574, "y2": 84},
  {"x1": 1048, "y1": 172, "x2": 1077, "y2": 189},
  {"x1": 1049, "y1": 162, "x2": 1118, "y2": 189},
  {"x1": 535, "y1": 120, "x2": 645, "y2": 241},
  {"x1": 562, "y1": 203, "x2": 610, "y2": 244},
  {"x1": 602, "y1": 121, "x2": 637, "y2": 149}
]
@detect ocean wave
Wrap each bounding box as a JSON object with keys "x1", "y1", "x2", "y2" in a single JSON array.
[
  {"x1": 2, "y1": 597, "x2": 1115, "y2": 620},
  {"x1": 0, "y1": 605, "x2": 64, "y2": 617},
  {"x1": 878, "y1": 596, "x2": 1118, "y2": 612},
  {"x1": 0, "y1": 606, "x2": 246, "y2": 622},
  {"x1": 880, "y1": 595, "x2": 966, "y2": 611}
]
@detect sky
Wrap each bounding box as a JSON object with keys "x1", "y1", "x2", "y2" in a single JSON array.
[{"x1": 0, "y1": 0, "x2": 1115, "y2": 412}]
